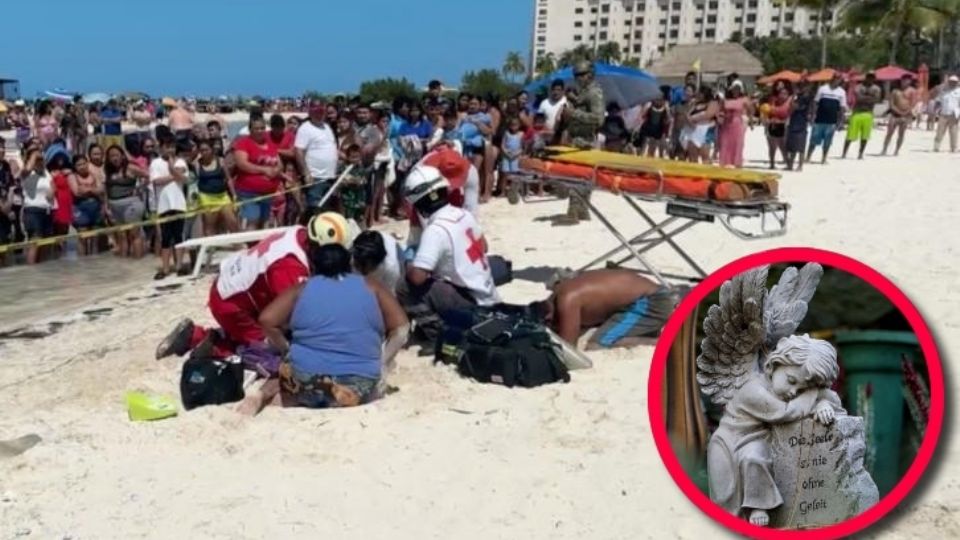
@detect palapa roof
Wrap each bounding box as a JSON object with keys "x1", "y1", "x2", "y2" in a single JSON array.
[{"x1": 648, "y1": 43, "x2": 764, "y2": 78}]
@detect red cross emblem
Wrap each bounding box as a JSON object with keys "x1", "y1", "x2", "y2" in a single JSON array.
[
  {"x1": 465, "y1": 229, "x2": 488, "y2": 270},
  {"x1": 250, "y1": 232, "x2": 285, "y2": 256}
]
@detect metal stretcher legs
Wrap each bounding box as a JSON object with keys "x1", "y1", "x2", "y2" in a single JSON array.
[
  {"x1": 575, "y1": 194, "x2": 709, "y2": 284},
  {"x1": 569, "y1": 189, "x2": 673, "y2": 289},
  {"x1": 620, "y1": 195, "x2": 708, "y2": 278}
]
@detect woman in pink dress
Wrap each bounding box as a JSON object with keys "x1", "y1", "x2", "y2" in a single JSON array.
[{"x1": 718, "y1": 82, "x2": 753, "y2": 168}]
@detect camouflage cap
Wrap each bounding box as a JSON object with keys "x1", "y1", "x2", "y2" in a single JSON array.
[{"x1": 573, "y1": 60, "x2": 594, "y2": 76}]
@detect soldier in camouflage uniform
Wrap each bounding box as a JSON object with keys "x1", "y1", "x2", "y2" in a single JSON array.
[{"x1": 558, "y1": 60, "x2": 605, "y2": 224}]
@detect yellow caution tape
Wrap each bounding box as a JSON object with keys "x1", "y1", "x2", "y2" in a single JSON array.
[{"x1": 0, "y1": 176, "x2": 336, "y2": 254}]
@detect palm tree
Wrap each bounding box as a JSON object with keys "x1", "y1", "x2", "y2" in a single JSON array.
[
  {"x1": 558, "y1": 44, "x2": 596, "y2": 68},
  {"x1": 782, "y1": 0, "x2": 843, "y2": 68},
  {"x1": 595, "y1": 41, "x2": 622, "y2": 64},
  {"x1": 842, "y1": 0, "x2": 959, "y2": 65},
  {"x1": 535, "y1": 52, "x2": 558, "y2": 77},
  {"x1": 502, "y1": 51, "x2": 526, "y2": 83}
]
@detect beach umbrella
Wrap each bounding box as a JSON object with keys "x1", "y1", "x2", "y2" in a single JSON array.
[
  {"x1": 758, "y1": 70, "x2": 803, "y2": 85},
  {"x1": 81, "y1": 92, "x2": 112, "y2": 104},
  {"x1": 119, "y1": 91, "x2": 149, "y2": 100},
  {"x1": 524, "y1": 62, "x2": 660, "y2": 109},
  {"x1": 42, "y1": 89, "x2": 74, "y2": 101},
  {"x1": 807, "y1": 68, "x2": 841, "y2": 83},
  {"x1": 872, "y1": 65, "x2": 917, "y2": 82}
]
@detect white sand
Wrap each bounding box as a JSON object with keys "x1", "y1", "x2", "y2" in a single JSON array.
[{"x1": 1, "y1": 129, "x2": 958, "y2": 539}]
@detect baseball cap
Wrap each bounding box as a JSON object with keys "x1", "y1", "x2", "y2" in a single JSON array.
[{"x1": 949, "y1": 75, "x2": 959, "y2": 82}]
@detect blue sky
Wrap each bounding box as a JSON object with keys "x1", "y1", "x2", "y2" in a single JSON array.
[{"x1": 4, "y1": 0, "x2": 532, "y2": 97}]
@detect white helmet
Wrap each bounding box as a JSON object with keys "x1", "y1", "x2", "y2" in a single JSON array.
[{"x1": 404, "y1": 165, "x2": 450, "y2": 205}]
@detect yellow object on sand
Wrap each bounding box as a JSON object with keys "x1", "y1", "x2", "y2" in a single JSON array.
[
  {"x1": 125, "y1": 391, "x2": 178, "y2": 421},
  {"x1": 542, "y1": 147, "x2": 780, "y2": 183}
]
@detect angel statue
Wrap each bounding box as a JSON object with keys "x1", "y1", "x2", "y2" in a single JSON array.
[{"x1": 696, "y1": 263, "x2": 846, "y2": 527}]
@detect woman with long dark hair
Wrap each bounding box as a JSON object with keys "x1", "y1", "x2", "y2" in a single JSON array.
[
  {"x1": 71, "y1": 154, "x2": 104, "y2": 255},
  {"x1": 258, "y1": 242, "x2": 408, "y2": 409},
  {"x1": 764, "y1": 80, "x2": 793, "y2": 169},
  {"x1": 681, "y1": 85, "x2": 721, "y2": 164},
  {"x1": 195, "y1": 138, "x2": 238, "y2": 236},
  {"x1": 104, "y1": 144, "x2": 147, "y2": 258},
  {"x1": 19, "y1": 148, "x2": 54, "y2": 264}
]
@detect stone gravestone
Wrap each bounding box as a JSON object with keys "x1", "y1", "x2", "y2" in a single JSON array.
[{"x1": 769, "y1": 416, "x2": 880, "y2": 529}]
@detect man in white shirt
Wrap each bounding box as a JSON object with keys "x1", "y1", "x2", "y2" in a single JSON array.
[
  {"x1": 806, "y1": 74, "x2": 848, "y2": 164},
  {"x1": 399, "y1": 164, "x2": 500, "y2": 341},
  {"x1": 295, "y1": 101, "x2": 339, "y2": 214},
  {"x1": 934, "y1": 75, "x2": 960, "y2": 153},
  {"x1": 149, "y1": 138, "x2": 188, "y2": 279},
  {"x1": 537, "y1": 79, "x2": 568, "y2": 135}
]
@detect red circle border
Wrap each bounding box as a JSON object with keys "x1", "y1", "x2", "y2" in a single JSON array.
[{"x1": 647, "y1": 247, "x2": 945, "y2": 539}]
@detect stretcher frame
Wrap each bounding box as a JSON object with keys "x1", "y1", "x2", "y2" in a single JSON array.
[{"x1": 513, "y1": 160, "x2": 788, "y2": 290}]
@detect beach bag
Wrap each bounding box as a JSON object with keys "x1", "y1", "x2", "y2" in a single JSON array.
[
  {"x1": 436, "y1": 308, "x2": 570, "y2": 388},
  {"x1": 179, "y1": 356, "x2": 245, "y2": 410}
]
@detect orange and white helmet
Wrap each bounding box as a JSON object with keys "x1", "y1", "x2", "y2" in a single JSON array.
[{"x1": 307, "y1": 212, "x2": 352, "y2": 247}]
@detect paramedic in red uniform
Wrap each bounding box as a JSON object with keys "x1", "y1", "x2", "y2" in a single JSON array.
[{"x1": 155, "y1": 212, "x2": 353, "y2": 362}]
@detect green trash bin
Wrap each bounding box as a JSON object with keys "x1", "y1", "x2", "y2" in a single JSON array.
[{"x1": 834, "y1": 330, "x2": 921, "y2": 498}]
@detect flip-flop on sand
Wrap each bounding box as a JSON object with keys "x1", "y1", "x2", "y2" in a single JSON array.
[{"x1": 0, "y1": 434, "x2": 41, "y2": 459}]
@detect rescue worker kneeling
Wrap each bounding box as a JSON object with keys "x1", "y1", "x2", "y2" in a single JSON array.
[{"x1": 399, "y1": 164, "x2": 501, "y2": 342}]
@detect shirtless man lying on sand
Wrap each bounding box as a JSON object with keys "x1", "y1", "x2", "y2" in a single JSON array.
[{"x1": 529, "y1": 269, "x2": 679, "y2": 350}]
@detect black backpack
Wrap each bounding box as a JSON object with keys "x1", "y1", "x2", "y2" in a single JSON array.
[
  {"x1": 179, "y1": 356, "x2": 245, "y2": 410},
  {"x1": 435, "y1": 307, "x2": 570, "y2": 388}
]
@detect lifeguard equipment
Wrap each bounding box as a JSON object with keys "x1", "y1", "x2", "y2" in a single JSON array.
[{"x1": 514, "y1": 147, "x2": 788, "y2": 288}]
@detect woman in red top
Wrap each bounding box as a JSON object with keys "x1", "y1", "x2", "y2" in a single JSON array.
[
  {"x1": 765, "y1": 81, "x2": 793, "y2": 170},
  {"x1": 233, "y1": 116, "x2": 282, "y2": 230},
  {"x1": 47, "y1": 151, "x2": 76, "y2": 238}
]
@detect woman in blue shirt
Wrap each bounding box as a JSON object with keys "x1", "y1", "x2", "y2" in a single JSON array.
[
  {"x1": 398, "y1": 102, "x2": 434, "y2": 143},
  {"x1": 259, "y1": 242, "x2": 409, "y2": 408}
]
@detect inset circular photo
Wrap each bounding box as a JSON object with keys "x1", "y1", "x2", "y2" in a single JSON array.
[{"x1": 648, "y1": 248, "x2": 944, "y2": 539}]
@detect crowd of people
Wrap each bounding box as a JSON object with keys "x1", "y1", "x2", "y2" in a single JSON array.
[
  {"x1": 631, "y1": 70, "x2": 960, "y2": 171},
  {"x1": 14, "y1": 64, "x2": 955, "y2": 412},
  {"x1": 0, "y1": 79, "x2": 595, "y2": 270},
  {"x1": 2, "y1": 68, "x2": 958, "y2": 273}
]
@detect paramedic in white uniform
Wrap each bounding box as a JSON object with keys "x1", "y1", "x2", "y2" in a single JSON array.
[{"x1": 398, "y1": 164, "x2": 500, "y2": 340}]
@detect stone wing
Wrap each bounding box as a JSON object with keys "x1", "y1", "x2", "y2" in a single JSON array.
[
  {"x1": 763, "y1": 263, "x2": 823, "y2": 351},
  {"x1": 696, "y1": 266, "x2": 768, "y2": 405}
]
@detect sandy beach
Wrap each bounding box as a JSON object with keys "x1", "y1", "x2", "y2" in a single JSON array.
[{"x1": 1, "y1": 128, "x2": 958, "y2": 539}]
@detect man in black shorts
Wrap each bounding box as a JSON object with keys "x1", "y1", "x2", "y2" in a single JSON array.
[{"x1": 529, "y1": 269, "x2": 679, "y2": 350}]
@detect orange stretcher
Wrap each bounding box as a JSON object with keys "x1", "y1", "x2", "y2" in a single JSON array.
[{"x1": 514, "y1": 148, "x2": 789, "y2": 286}]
